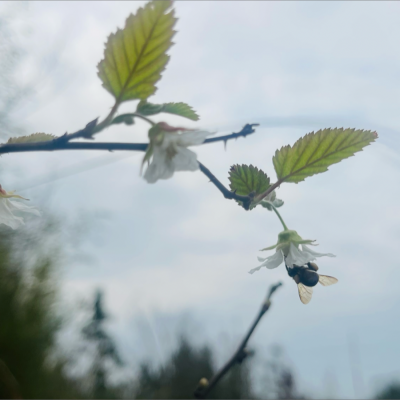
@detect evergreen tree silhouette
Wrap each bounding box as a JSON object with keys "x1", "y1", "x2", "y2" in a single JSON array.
[
  {"x1": 375, "y1": 382, "x2": 400, "y2": 400},
  {"x1": 0, "y1": 225, "x2": 85, "y2": 399},
  {"x1": 133, "y1": 336, "x2": 254, "y2": 399},
  {"x1": 81, "y1": 290, "x2": 123, "y2": 399}
]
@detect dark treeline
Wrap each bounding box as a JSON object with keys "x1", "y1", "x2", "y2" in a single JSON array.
[
  {"x1": 0, "y1": 220, "x2": 399, "y2": 399},
  {"x1": 0, "y1": 219, "x2": 307, "y2": 399},
  {"x1": 375, "y1": 384, "x2": 400, "y2": 400}
]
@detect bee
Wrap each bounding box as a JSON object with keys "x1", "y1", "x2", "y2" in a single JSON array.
[{"x1": 285, "y1": 262, "x2": 338, "y2": 304}]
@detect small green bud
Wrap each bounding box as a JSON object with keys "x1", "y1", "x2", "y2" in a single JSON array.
[{"x1": 277, "y1": 229, "x2": 303, "y2": 244}]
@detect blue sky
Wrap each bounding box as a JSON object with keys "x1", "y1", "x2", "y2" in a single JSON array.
[{"x1": 1, "y1": 1, "x2": 400, "y2": 398}]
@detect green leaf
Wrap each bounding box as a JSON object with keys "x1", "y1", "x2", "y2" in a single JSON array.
[
  {"x1": 137, "y1": 100, "x2": 200, "y2": 120},
  {"x1": 273, "y1": 128, "x2": 378, "y2": 183},
  {"x1": 229, "y1": 164, "x2": 270, "y2": 196},
  {"x1": 162, "y1": 102, "x2": 199, "y2": 120},
  {"x1": 136, "y1": 100, "x2": 164, "y2": 115},
  {"x1": 97, "y1": 1, "x2": 176, "y2": 103},
  {"x1": 111, "y1": 114, "x2": 135, "y2": 125},
  {"x1": 7, "y1": 133, "x2": 56, "y2": 144}
]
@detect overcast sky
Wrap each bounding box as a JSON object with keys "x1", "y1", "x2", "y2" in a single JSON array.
[{"x1": 1, "y1": 1, "x2": 400, "y2": 398}]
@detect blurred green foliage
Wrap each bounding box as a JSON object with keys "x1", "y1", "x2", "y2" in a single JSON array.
[
  {"x1": 375, "y1": 382, "x2": 400, "y2": 399},
  {"x1": 81, "y1": 290, "x2": 124, "y2": 399},
  {"x1": 133, "y1": 337, "x2": 254, "y2": 399},
  {"x1": 0, "y1": 224, "x2": 84, "y2": 399},
  {"x1": 1, "y1": 215, "x2": 397, "y2": 400},
  {"x1": 0, "y1": 215, "x2": 309, "y2": 400}
]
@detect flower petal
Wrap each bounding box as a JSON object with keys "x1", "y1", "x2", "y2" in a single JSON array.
[
  {"x1": 172, "y1": 147, "x2": 199, "y2": 172},
  {"x1": 177, "y1": 130, "x2": 214, "y2": 147},
  {"x1": 250, "y1": 250, "x2": 283, "y2": 274},
  {"x1": 7, "y1": 199, "x2": 41, "y2": 217},
  {"x1": 301, "y1": 244, "x2": 336, "y2": 259},
  {"x1": 0, "y1": 199, "x2": 26, "y2": 229},
  {"x1": 144, "y1": 131, "x2": 209, "y2": 183},
  {"x1": 143, "y1": 147, "x2": 175, "y2": 183},
  {"x1": 285, "y1": 242, "x2": 313, "y2": 267}
]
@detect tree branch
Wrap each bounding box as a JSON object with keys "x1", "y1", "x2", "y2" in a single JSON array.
[
  {"x1": 193, "y1": 282, "x2": 283, "y2": 399},
  {"x1": 0, "y1": 141, "x2": 148, "y2": 154},
  {"x1": 198, "y1": 162, "x2": 254, "y2": 210},
  {"x1": 0, "y1": 122, "x2": 262, "y2": 209},
  {"x1": 0, "y1": 122, "x2": 259, "y2": 157}
]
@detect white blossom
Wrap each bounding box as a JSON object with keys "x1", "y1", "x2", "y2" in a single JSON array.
[
  {"x1": 143, "y1": 123, "x2": 215, "y2": 184},
  {"x1": 0, "y1": 185, "x2": 41, "y2": 230},
  {"x1": 249, "y1": 229, "x2": 335, "y2": 274}
]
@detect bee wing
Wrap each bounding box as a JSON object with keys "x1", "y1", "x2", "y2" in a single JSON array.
[
  {"x1": 318, "y1": 275, "x2": 338, "y2": 286},
  {"x1": 297, "y1": 283, "x2": 313, "y2": 304}
]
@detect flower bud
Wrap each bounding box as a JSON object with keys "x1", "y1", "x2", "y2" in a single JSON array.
[{"x1": 199, "y1": 378, "x2": 209, "y2": 387}]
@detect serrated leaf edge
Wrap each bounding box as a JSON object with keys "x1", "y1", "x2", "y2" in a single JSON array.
[{"x1": 274, "y1": 128, "x2": 377, "y2": 182}]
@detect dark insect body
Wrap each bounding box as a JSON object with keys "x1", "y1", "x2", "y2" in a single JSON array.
[{"x1": 285, "y1": 262, "x2": 338, "y2": 304}]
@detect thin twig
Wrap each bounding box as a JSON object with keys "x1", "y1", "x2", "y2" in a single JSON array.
[
  {"x1": 198, "y1": 162, "x2": 254, "y2": 210},
  {"x1": 194, "y1": 282, "x2": 283, "y2": 399},
  {"x1": 92, "y1": 101, "x2": 120, "y2": 133},
  {"x1": 108, "y1": 112, "x2": 156, "y2": 126},
  {"x1": 253, "y1": 179, "x2": 284, "y2": 204},
  {"x1": 54, "y1": 118, "x2": 99, "y2": 143},
  {"x1": 56, "y1": 101, "x2": 121, "y2": 143},
  {"x1": 203, "y1": 123, "x2": 259, "y2": 145}
]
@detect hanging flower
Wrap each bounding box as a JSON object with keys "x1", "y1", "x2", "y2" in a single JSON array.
[
  {"x1": 142, "y1": 122, "x2": 215, "y2": 184},
  {"x1": 0, "y1": 184, "x2": 41, "y2": 229},
  {"x1": 249, "y1": 229, "x2": 335, "y2": 274}
]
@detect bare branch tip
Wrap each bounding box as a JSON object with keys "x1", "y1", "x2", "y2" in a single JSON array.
[{"x1": 268, "y1": 281, "x2": 283, "y2": 299}]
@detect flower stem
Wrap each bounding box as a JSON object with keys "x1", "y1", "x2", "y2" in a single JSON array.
[
  {"x1": 265, "y1": 201, "x2": 288, "y2": 230},
  {"x1": 131, "y1": 113, "x2": 155, "y2": 126}
]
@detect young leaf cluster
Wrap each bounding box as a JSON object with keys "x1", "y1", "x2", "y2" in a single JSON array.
[
  {"x1": 0, "y1": 0, "x2": 379, "y2": 225},
  {"x1": 97, "y1": 1, "x2": 176, "y2": 103},
  {"x1": 95, "y1": 1, "x2": 199, "y2": 130},
  {"x1": 226, "y1": 128, "x2": 377, "y2": 211}
]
